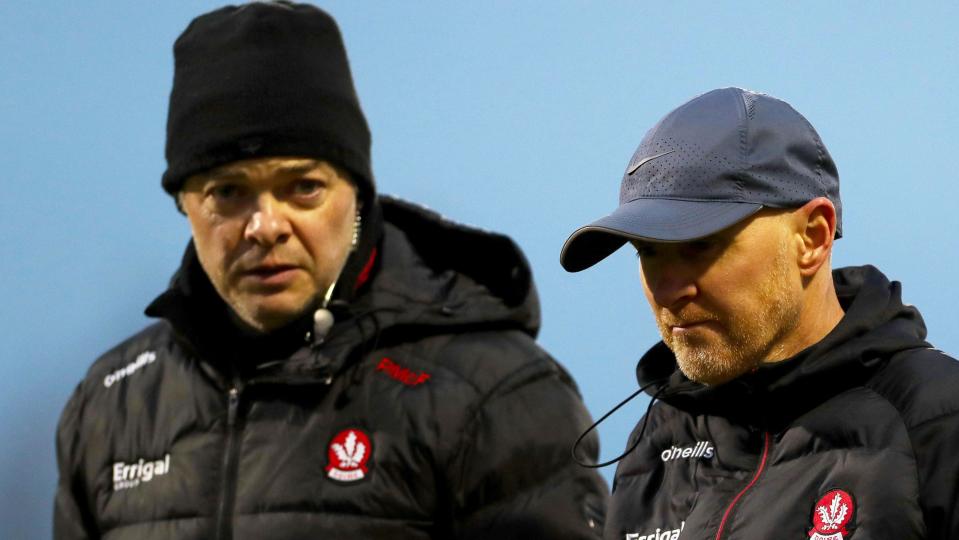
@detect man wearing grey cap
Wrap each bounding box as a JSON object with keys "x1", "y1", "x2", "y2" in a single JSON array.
[
  {"x1": 562, "y1": 87, "x2": 959, "y2": 539},
  {"x1": 54, "y1": 2, "x2": 606, "y2": 539}
]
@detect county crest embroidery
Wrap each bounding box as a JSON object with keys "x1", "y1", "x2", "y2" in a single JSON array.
[
  {"x1": 325, "y1": 428, "x2": 373, "y2": 483},
  {"x1": 808, "y1": 489, "x2": 855, "y2": 539}
]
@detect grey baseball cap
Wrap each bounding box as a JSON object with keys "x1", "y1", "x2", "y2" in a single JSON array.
[{"x1": 560, "y1": 87, "x2": 841, "y2": 272}]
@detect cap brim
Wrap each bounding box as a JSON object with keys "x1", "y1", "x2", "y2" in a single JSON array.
[{"x1": 560, "y1": 199, "x2": 763, "y2": 272}]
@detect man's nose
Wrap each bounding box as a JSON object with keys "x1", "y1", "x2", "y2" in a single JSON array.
[
  {"x1": 644, "y1": 265, "x2": 698, "y2": 310},
  {"x1": 244, "y1": 196, "x2": 291, "y2": 245}
]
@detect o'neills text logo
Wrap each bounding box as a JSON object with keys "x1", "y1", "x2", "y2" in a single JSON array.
[
  {"x1": 661, "y1": 441, "x2": 714, "y2": 461},
  {"x1": 326, "y1": 429, "x2": 373, "y2": 482},
  {"x1": 112, "y1": 454, "x2": 171, "y2": 491},
  {"x1": 103, "y1": 351, "x2": 157, "y2": 388},
  {"x1": 626, "y1": 521, "x2": 684, "y2": 540}
]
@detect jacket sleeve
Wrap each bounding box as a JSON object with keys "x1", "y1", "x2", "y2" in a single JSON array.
[
  {"x1": 54, "y1": 385, "x2": 96, "y2": 540},
  {"x1": 446, "y1": 359, "x2": 608, "y2": 539},
  {"x1": 911, "y1": 410, "x2": 959, "y2": 539}
]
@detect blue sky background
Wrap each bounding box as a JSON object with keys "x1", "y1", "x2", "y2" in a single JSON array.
[{"x1": 1, "y1": 1, "x2": 957, "y2": 537}]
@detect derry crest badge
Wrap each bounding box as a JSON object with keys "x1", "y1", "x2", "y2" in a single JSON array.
[
  {"x1": 809, "y1": 489, "x2": 855, "y2": 539},
  {"x1": 325, "y1": 428, "x2": 373, "y2": 482}
]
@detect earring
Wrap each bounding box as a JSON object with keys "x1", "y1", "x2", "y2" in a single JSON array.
[{"x1": 351, "y1": 209, "x2": 362, "y2": 249}]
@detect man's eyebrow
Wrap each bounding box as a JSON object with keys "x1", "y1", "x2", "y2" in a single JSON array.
[
  {"x1": 203, "y1": 169, "x2": 248, "y2": 183},
  {"x1": 203, "y1": 160, "x2": 322, "y2": 182},
  {"x1": 274, "y1": 161, "x2": 322, "y2": 176}
]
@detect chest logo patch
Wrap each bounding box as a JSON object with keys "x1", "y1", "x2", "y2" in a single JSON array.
[
  {"x1": 809, "y1": 489, "x2": 854, "y2": 539},
  {"x1": 325, "y1": 428, "x2": 373, "y2": 482}
]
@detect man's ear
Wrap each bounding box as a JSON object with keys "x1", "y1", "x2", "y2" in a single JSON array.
[
  {"x1": 795, "y1": 197, "x2": 837, "y2": 277},
  {"x1": 175, "y1": 192, "x2": 186, "y2": 216}
]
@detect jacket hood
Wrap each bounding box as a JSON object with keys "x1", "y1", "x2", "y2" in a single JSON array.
[
  {"x1": 636, "y1": 265, "x2": 931, "y2": 424},
  {"x1": 363, "y1": 196, "x2": 540, "y2": 336},
  {"x1": 145, "y1": 195, "x2": 539, "y2": 371}
]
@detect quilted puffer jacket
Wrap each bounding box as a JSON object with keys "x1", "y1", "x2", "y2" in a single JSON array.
[
  {"x1": 54, "y1": 197, "x2": 607, "y2": 539},
  {"x1": 605, "y1": 265, "x2": 959, "y2": 540}
]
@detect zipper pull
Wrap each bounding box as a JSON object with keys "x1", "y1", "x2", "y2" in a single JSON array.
[{"x1": 227, "y1": 387, "x2": 240, "y2": 426}]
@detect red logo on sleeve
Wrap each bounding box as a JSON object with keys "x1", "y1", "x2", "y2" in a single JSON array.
[
  {"x1": 809, "y1": 489, "x2": 854, "y2": 539},
  {"x1": 376, "y1": 357, "x2": 431, "y2": 386},
  {"x1": 325, "y1": 428, "x2": 373, "y2": 482}
]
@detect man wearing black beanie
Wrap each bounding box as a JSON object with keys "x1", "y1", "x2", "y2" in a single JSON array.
[{"x1": 53, "y1": 2, "x2": 607, "y2": 539}]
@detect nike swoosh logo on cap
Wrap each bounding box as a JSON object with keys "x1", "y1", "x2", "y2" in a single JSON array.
[{"x1": 627, "y1": 150, "x2": 675, "y2": 175}]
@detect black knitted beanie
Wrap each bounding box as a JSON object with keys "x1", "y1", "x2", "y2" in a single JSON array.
[{"x1": 162, "y1": 1, "x2": 374, "y2": 202}]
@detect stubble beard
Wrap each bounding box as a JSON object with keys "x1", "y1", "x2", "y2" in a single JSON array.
[{"x1": 659, "y1": 243, "x2": 801, "y2": 386}]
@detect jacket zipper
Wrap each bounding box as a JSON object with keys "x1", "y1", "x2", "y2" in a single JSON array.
[
  {"x1": 215, "y1": 386, "x2": 242, "y2": 540},
  {"x1": 714, "y1": 431, "x2": 770, "y2": 540}
]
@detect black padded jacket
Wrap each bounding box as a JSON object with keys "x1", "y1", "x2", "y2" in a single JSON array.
[
  {"x1": 605, "y1": 265, "x2": 959, "y2": 540},
  {"x1": 54, "y1": 197, "x2": 607, "y2": 540}
]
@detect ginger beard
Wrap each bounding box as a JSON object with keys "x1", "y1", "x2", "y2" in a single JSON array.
[{"x1": 656, "y1": 241, "x2": 802, "y2": 386}]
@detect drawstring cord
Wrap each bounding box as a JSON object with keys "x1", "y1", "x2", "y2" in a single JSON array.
[{"x1": 571, "y1": 377, "x2": 671, "y2": 469}]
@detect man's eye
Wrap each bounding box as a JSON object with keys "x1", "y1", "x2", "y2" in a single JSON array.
[
  {"x1": 679, "y1": 240, "x2": 717, "y2": 258},
  {"x1": 210, "y1": 183, "x2": 244, "y2": 200},
  {"x1": 291, "y1": 179, "x2": 324, "y2": 197}
]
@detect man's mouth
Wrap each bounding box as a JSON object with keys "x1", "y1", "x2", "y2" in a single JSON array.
[
  {"x1": 668, "y1": 320, "x2": 718, "y2": 335},
  {"x1": 240, "y1": 264, "x2": 301, "y2": 285}
]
